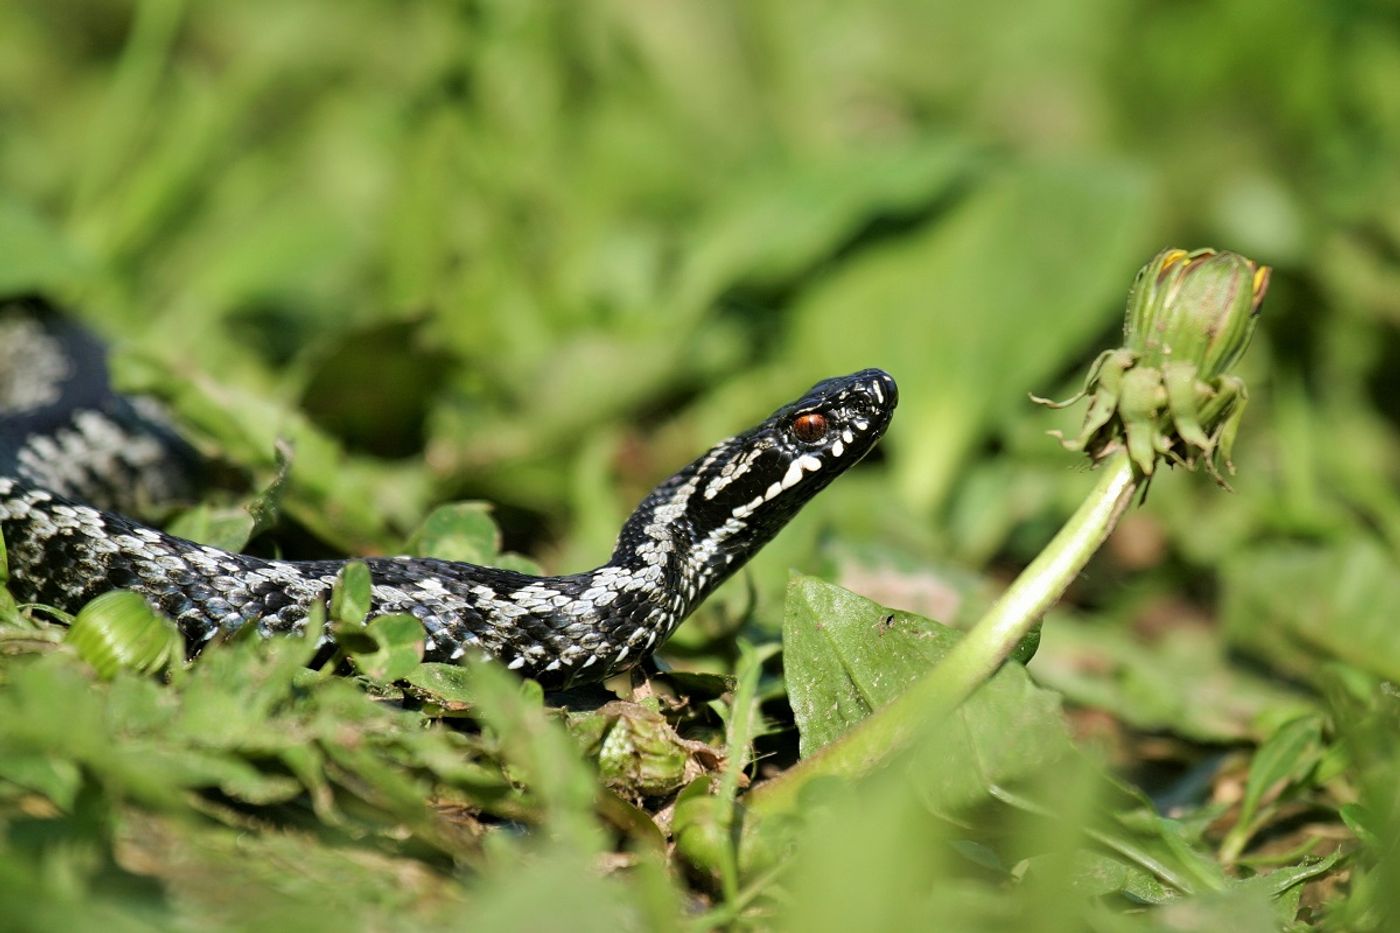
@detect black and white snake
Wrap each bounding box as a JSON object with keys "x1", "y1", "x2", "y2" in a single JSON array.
[{"x1": 0, "y1": 297, "x2": 897, "y2": 686}]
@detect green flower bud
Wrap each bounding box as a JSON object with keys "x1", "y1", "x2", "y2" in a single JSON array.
[
  {"x1": 1036, "y1": 247, "x2": 1271, "y2": 483},
  {"x1": 1125, "y1": 248, "x2": 1269, "y2": 381}
]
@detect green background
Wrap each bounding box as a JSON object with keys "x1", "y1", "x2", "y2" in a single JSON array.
[{"x1": 1, "y1": 1, "x2": 1398, "y2": 929}]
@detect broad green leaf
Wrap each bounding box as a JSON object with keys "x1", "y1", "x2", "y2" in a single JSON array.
[
  {"x1": 65, "y1": 591, "x2": 182, "y2": 679},
  {"x1": 343, "y1": 613, "x2": 425, "y2": 684},
  {"x1": 784, "y1": 575, "x2": 955, "y2": 756},
  {"x1": 162, "y1": 503, "x2": 257, "y2": 552},
  {"x1": 403, "y1": 661, "x2": 476, "y2": 704},
  {"x1": 405, "y1": 501, "x2": 543, "y2": 574},
  {"x1": 782, "y1": 574, "x2": 1073, "y2": 804},
  {"x1": 407, "y1": 502, "x2": 502, "y2": 565}
]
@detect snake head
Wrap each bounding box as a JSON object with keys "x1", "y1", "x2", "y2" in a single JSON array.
[
  {"x1": 670, "y1": 368, "x2": 899, "y2": 557},
  {"x1": 766, "y1": 367, "x2": 899, "y2": 478},
  {"x1": 610, "y1": 367, "x2": 897, "y2": 604}
]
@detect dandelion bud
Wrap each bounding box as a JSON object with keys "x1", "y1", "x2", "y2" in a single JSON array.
[
  {"x1": 1126, "y1": 248, "x2": 1269, "y2": 382},
  {"x1": 1035, "y1": 248, "x2": 1271, "y2": 482}
]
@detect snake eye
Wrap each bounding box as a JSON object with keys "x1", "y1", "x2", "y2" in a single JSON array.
[{"x1": 792, "y1": 412, "x2": 828, "y2": 443}]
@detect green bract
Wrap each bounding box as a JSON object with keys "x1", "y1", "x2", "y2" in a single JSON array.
[{"x1": 1037, "y1": 247, "x2": 1271, "y2": 481}]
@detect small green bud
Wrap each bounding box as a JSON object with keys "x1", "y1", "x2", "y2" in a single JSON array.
[
  {"x1": 1126, "y1": 248, "x2": 1269, "y2": 380},
  {"x1": 1036, "y1": 247, "x2": 1271, "y2": 483}
]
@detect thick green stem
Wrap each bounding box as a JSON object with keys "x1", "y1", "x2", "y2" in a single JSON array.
[
  {"x1": 746, "y1": 451, "x2": 1140, "y2": 819},
  {"x1": 920, "y1": 451, "x2": 1139, "y2": 711}
]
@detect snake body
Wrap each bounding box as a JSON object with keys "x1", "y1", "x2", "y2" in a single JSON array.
[{"x1": 0, "y1": 298, "x2": 897, "y2": 686}]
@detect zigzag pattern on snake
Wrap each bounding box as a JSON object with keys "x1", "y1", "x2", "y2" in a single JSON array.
[{"x1": 0, "y1": 297, "x2": 897, "y2": 686}]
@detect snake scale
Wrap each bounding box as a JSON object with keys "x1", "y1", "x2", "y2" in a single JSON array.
[{"x1": 0, "y1": 297, "x2": 897, "y2": 686}]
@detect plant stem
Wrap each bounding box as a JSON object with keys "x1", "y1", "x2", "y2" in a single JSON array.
[
  {"x1": 746, "y1": 451, "x2": 1140, "y2": 819},
  {"x1": 920, "y1": 451, "x2": 1139, "y2": 711}
]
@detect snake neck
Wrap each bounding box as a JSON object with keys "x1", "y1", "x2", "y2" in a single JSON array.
[{"x1": 603, "y1": 427, "x2": 827, "y2": 619}]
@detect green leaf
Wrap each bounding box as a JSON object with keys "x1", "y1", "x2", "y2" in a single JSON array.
[
  {"x1": 1228, "y1": 850, "x2": 1342, "y2": 902},
  {"x1": 164, "y1": 440, "x2": 294, "y2": 551},
  {"x1": 343, "y1": 613, "x2": 425, "y2": 684},
  {"x1": 1221, "y1": 714, "x2": 1324, "y2": 862},
  {"x1": 64, "y1": 591, "x2": 182, "y2": 679},
  {"x1": 403, "y1": 661, "x2": 477, "y2": 704},
  {"x1": 0, "y1": 753, "x2": 83, "y2": 812},
  {"x1": 1224, "y1": 541, "x2": 1400, "y2": 683},
  {"x1": 330, "y1": 560, "x2": 373, "y2": 626},
  {"x1": 1051, "y1": 848, "x2": 1175, "y2": 904},
  {"x1": 403, "y1": 502, "x2": 543, "y2": 575},
  {"x1": 244, "y1": 438, "x2": 295, "y2": 540},
  {"x1": 407, "y1": 502, "x2": 501, "y2": 565},
  {"x1": 783, "y1": 576, "x2": 953, "y2": 757},
  {"x1": 162, "y1": 504, "x2": 257, "y2": 552},
  {"x1": 1339, "y1": 803, "x2": 1381, "y2": 849},
  {"x1": 1239, "y1": 715, "x2": 1324, "y2": 824},
  {"x1": 782, "y1": 574, "x2": 1073, "y2": 809},
  {"x1": 1032, "y1": 613, "x2": 1316, "y2": 743}
]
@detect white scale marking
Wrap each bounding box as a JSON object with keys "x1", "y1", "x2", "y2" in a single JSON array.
[{"x1": 784, "y1": 454, "x2": 822, "y2": 489}]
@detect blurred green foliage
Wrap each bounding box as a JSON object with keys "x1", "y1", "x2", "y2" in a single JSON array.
[{"x1": 2, "y1": 0, "x2": 1399, "y2": 929}]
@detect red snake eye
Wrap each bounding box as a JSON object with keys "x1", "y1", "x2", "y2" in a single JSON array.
[{"x1": 792, "y1": 412, "x2": 828, "y2": 443}]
